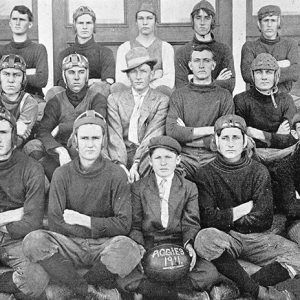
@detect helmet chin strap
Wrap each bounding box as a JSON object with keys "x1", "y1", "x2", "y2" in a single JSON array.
[{"x1": 255, "y1": 86, "x2": 279, "y2": 109}]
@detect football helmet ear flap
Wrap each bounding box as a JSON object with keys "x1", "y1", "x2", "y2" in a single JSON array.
[{"x1": 0, "y1": 54, "x2": 27, "y2": 90}]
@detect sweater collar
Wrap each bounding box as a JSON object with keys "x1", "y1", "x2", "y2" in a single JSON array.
[
  {"x1": 193, "y1": 33, "x2": 215, "y2": 45},
  {"x1": 250, "y1": 87, "x2": 278, "y2": 103},
  {"x1": 260, "y1": 34, "x2": 280, "y2": 45},
  {"x1": 1, "y1": 90, "x2": 26, "y2": 106},
  {"x1": 73, "y1": 154, "x2": 105, "y2": 176},
  {"x1": 188, "y1": 79, "x2": 217, "y2": 92},
  {"x1": 10, "y1": 39, "x2": 32, "y2": 49},
  {"x1": 66, "y1": 84, "x2": 88, "y2": 107},
  {"x1": 74, "y1": 35, "x2": 95, "y2": 49},
  {"x1": 212, "y1": 153, "x2": 251, "y2": 172}
]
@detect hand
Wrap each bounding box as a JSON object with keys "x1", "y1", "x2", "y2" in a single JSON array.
[
  {"x1": 185, "y1": 243, "x2": 196, "y2": 271},
  {"x1": 216, "y1": 68, "x2": 232, "y2": 80},
  {"x1": 233, "y1": 200, "x2": 253, "y2": 221},
  {"x1": 129, "y1": 163, "x2": 140, "y2": 183},
  {"x1": 88, "y1": 78, "x2": 102, "y2": 87},
  {"x1": 55, "y1": 147, "x2": 71, "y2": 166},
  {"x1": 51, "y1": 126, "x2": 59, "y2": 137},
  {"x1": 277, "y1": 60, "x2": 291, "y2": 68},
  {"x1": 26, "y1": 68, "x2": 36, "y2": 75},
  {"x1": 152, "y1": 69, "x2": 163, "y2": 81},
  {"x1": 119, "y1": 164, "x2": 131, "y2": 181},
  {"x1": 177, "y1": 118, "x2": 185, "y2": 127},
  {"x1": 63, "y1": 209, "x2": 91, "y2": 228},
  {"x1": 277, "y1": 120, "x2": 290, "y2": 135},
  {"x1": 16, "y1": 120, "x2": 31, "y2": 137},
  {"x1": 138, "y1": 244, "x2": 146, "y2": 258}
]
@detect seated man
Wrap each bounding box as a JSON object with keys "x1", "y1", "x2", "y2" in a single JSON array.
[
  {"x1": 235, "y1": 53, "x2": 297, "y2": 156},
  {"x1": 25, "y1": 53, "x2": 107, "y2": 180},
  {"x1": 117, "y1": 136, "x2": 219, "y2": 300},
  {"x1": 55, "y1": 6, "x2": 115, "y2": 98},
  {"x1": 167, "y1": 44, "x2": 234, "y2": 180},
  {"x1": 241, "y1": 5, "x2": 299, "y2": 93},
  {"x1": 194, "y1": 114, "x2": 299, "y2": 299},
  {"x1": 114, "y1": 2, "x2": 174, "y2": 96},
  {"x1": 0, "y1": 108, "x2": 47, "y2": 299},
  {"x1": 175, "y1": 0, "x2": 235, "y2": 93},
  {"x1": 0, "y1": 54, "x2": 38, "y2": 147},
  {"x1": 0, "y1": 5, "x2": 48, "y2": 99},
  {"x1": 273, "y1": 113, "x2": 300, "y2": 245},
  {"x1": 107, "y1": 47, "x2": 169, "y2": 182},
  {"x1": 22, "y1": 110, "x2": 140, "y2": 299}
]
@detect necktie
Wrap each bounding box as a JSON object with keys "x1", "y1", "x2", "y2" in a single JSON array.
[
  {"x1": 128, "y1": 94, "x2": 143, "y2": 144},
  {"x1": 159, "y1": 178, "x2": 168, "y2": 228}
]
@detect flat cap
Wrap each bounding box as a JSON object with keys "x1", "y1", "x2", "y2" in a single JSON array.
[
  {"x1": 258, "y1": 5, "x2": 281, "y2": 21},
  {"x1": 191, "y1": 0, "x2": 215, "y2": 17},
  {"x1": 214, "y1": 114, "x2": 247, "y2": 134},
  {"x1": 148, "y1": 136, "x2": 181, "y2": 154}
]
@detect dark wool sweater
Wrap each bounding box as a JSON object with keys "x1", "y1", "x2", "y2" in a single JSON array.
[
  {"x1": 241, "y1": 35, "x2": 300, "y2": 93},
  {"x1": 37, "y1": 88, "x2": 107, "y2": 152},
  {"x1": 234, "y1": 87, "x2": 297, "y2": 148},
  {"x1": 195, "y1": 154, "x2": 273, "y2": 234},
  {"x1": 166, "y1": 81, "x2": 234, "y2": 150},
  {"x1": 0, "y1": 39, "x2": 48, "y2": 97},
  {"x1": 56, "y1": 36, "x2": 115, "y2": 86},
  {"x1": 48, "y1": 156, "x2": 131, "y2": 239},
  {"x1": 0, "y1": 150, "x2": 45, "y2": 239},
  {"x1": 175, "y1": 35, "x2": 235, "y2": 93}
]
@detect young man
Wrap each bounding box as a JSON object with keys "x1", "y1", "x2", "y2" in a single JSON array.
[
  {"x1": 114, "y1": 2, "x2": 174, "y2": 96},
  {"x1": 241, "y1": 5, "x2": 300, "y2": 93},
  {"x1": 175, "y1": 0, "x2": 235, "y2": 93},
  {"x1": 0, "y1": 5, "x2": 48, "y2": 99},
  {"x1": 107, "y1": 47, "x2": 169, "y2": 183},
  {"x1": 235, "y1": 53, "x2": 297, "y2": 152},
  {"x1": 55, "y1": 6, "x2": 115, "y2": 98},
  {"x1": 22, "y1": 110, "x2": 139, "y2": 299},
  {"x1": 117, "y1": 135, "x2": 219, "y2": 300},
  {"x1": 194, "y1": 114, "x2": 299, "y2": 299},
  {"x1": 26, "y1": 53, "x2": 107, "y2": 180},
  {"x1": 0, "y1": 107, "x2": 47, "y2": 299},
  {"x1": 272, "y1": 113, "x2": 300, "y2": 245},
  {"x1": 167, "y1": 44, "x2": 234, "y2": 180},
  {"x1": 0, "y1": 54, "x2": 38, "y2": 147}
]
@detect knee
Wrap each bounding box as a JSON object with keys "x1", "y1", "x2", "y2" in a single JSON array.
[
  {"x1": 23, "y1": 139, "x2": 45, "y2": 159},
  {"x1": 23, "y1": 230, "x2": 58, "y2": 262},
  {"x1": 287, "y1": 221, "x2": 300, "y2": 246},
  {"x1": 194, "y1": 228, "x2": 223, "y2": 248}
]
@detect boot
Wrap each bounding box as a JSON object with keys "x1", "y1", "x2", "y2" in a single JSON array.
[
  {"x1": 257, "y1": 286, "x2": 295, "y2": 300},
  {"x1": 177, "y1": 290, "x2": 210, "y2": 300},
  {"x1": 210, "y1": 281, "x2": 240, "y2": 300}
]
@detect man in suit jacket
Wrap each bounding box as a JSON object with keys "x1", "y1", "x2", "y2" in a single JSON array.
[
  {"x1": 107, "y1": 47, "x2": 169, "y2": 182},
  {"x1": 117, "y1": 136, "x2": 219, "y2": 300}
]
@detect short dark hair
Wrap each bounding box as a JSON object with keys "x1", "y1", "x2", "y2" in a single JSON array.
[
  {"x1": 10, "y1": 5, "x2": 33, "y2": 22},
  {"x1": 190, "y1": 44, "x2": 216, "y2": 61}
]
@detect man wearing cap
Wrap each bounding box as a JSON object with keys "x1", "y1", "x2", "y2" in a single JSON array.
[
  {"x1": 167, "y1": 44, "x2": 234, "y2": 180},
  {"x1": 241, "y1": 5, "x2": 300, "y2": 93},
  {"x1": 117, "y1": 135, "x2": 219, "y2": 300},
  {"x1": 235, "y1": 53, "x2": 297, "y2": 152},
  {"x1": 0, "y1": 54, "x2": 39, "y2": 147},
  {"x1": 194, "y1": 114, "x2": 300, "y2": 300},
  {"x1": 0, "y1": 107, "x2": 47, "y2": 299},
  {"x1": 55, "y1": 6, "x2": 115, "y2": 98},
  {"x1": 22, "y1": 110, "x2": 138, "y2": 299},
  {"x1": 26, "y1": 53, "x2": 107, "y2": 180},
  {"x1": 0, "y1": 5, "x2": 48, "y2": 100},
  {"x1": 113, "y1": 2, "x2": 175, "y2": 96},
  {"x1": 175, "y1": 0, "x2": 235, "y2": 93},
  {"x1": 107, "y1": 47, "x2": 169, "y2": 183}
]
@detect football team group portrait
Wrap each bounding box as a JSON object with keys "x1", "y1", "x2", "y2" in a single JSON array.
[{"x1": 1, "y1": 0, "x2": 300, "y2": 299}]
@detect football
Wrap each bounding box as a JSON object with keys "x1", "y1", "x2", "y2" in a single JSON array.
[{"x1": 142, "y1": 243, "x2": 191, "y2": 282}]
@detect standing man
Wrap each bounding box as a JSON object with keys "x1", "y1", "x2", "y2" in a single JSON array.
[
  {"x1": 22, "y1": 110, "x2": 139, "y2": 300},
  {"x1": 241, "y1": 5, "x2": 300, "y2": 93},
  {"x1": 114, "y1": 2, "x2": 175, "y2": 96},
  {"x1": 107, "y1": 47, "x2": 169, "y2": 183},
  {"x1": 56, "y1": 6, "x2": 115, "y2": 98},
  {"x1": 0, "y1": 107, "x2": 47, "y2": 299},
  {"x1": 0, "y1": 54, "x2": 38, "y2": 147},
  {"x1": 194, "y1": 114, "x2": 299, "y2": 299},
  {"x1": 167, "y1": 45, "x2": 234, "y2": 180},
  {"x1": 175, "y1": 0, "x2": 235, "y2": 93},
  {"x1": 0, "y1": 5, "x2": 48, "y2": 100},
  {"x1": 26, "y1": 53, "x2": 107, "y2": 180}
]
